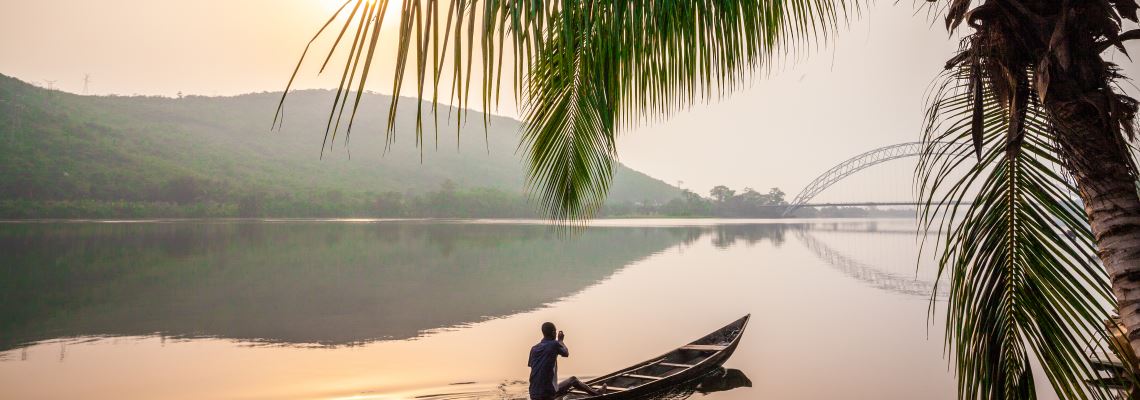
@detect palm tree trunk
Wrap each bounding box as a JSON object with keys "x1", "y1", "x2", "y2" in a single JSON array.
[{"x1": 1048, "y1": 92, "x2": 1140, "y2": 363}]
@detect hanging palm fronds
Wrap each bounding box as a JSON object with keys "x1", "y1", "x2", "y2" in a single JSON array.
[{"x1": 918, "y1": 55, "x2": 1130, "y2": 399}]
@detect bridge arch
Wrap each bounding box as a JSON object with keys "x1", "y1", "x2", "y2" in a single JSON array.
[{"x1": 782, "y1": 142, "x2": 954, "y2": 216}]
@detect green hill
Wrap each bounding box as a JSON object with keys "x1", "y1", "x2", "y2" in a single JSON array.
[{"x1": 0, "y1": 74, "x2": 679, "y2": 218}]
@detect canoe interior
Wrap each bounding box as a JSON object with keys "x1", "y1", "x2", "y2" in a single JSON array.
[{"x1": 561, "y1": 315, "x2": 750, "y2": 400}]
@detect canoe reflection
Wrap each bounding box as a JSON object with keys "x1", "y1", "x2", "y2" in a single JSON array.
[
  {"x1": 646, "y1": 368, "x2": 753, "y2": 399},
  {"x1": 417, "y1": 368, "x2": 750, "y2": 400},
  {"x1": 693, "y1": 368, "x2": 753, "y2": 395}
]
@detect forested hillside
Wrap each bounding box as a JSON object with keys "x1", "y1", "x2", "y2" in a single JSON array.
[{"x1": 0, "y1": 74, "x2": 680, "y2": 218}]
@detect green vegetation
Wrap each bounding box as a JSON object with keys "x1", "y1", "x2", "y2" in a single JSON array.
[
  {"x1": 0, "y1": 74, "x2": 680, "y2": 218},
  {"x1": 300, "y1": 1, "x2": 1140, "y2": 399},
  {"x1": 641, "y1": 186, "x2": 789, "y2": 217},
  {"x1": 607, "y1": 186, "x2": 908, "y2": 218},
  {"x1": 0, "y1": 75, "x2": 900, "y2": 219}
]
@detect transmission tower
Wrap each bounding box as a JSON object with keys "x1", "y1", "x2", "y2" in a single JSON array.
[
  {"x1": 83, "y1": 74, "x2": 91, "y2": 94},
  {"x1": 43, "y1": 80, "x2": 57, "y2": 91}
]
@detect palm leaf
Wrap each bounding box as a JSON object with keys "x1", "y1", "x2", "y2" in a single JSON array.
[
  {"x1": 917, "y1": 57, "x2": 1127, "y2": 400},
  {"x1": 519, "y1": 8, "x2": 615, "y2": 220},
  {"x1": 278, "y1": 0, "x2": 854, "y2": 220}
]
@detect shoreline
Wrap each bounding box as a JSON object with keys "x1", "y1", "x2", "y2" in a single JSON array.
[{"x1": 0, "y1": 216, "x2": 918, "y2": 224}]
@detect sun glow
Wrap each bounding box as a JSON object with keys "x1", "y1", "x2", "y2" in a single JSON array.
[
  {"x1": 321, "y1": 0, "x2": 400, "y2": 19},
  {"x1": 322, "y1": 0, "x2": 380, "y2": 12}
]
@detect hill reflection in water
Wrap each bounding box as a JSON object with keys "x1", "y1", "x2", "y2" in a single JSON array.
[
  {"x1": 0, "y1": 219, "x2": 961, "y2": 400},
  {"x1": 0, "y1": 220, "x2": 932, "y2": 351},
  {"x1": 1, "y1": 221, "x2": 721, "y2": 350}
]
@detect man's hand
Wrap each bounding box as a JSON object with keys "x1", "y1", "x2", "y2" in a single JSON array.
[{"x1": 557, "y1": 330, "x2": 565, "y2": 341}]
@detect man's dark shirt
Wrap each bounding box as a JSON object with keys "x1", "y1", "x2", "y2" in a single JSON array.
[{"x1": 528, "y1": 338, "x2": 569, "y2": 399}]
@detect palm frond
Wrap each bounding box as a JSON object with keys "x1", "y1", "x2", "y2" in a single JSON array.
[
  {"x1": 279, "y1": 0, "x2": 855, "y2": 220},
  {"x1": 917, "y1": 59, "x2": 1127, "y2": 399},
  {"x1": 520, "y1": 8, "x2": 615, "y2": 220}
]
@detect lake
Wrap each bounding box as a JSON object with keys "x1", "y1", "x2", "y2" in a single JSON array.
[{"x1": 0, "y1": 218, "x2": 1028, "y2": 399}]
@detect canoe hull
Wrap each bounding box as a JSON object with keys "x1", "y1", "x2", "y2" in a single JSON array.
[
  {"x1": 591, "y1": 339, "x2": 741, "y2": 400},
  {"x1": 560, "y1": 315, "x2": 750, "y2": 400}
]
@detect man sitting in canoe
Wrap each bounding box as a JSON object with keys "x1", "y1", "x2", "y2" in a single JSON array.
[{"x1": 528, "y1": 322, "x2": 604, "y2": 400}]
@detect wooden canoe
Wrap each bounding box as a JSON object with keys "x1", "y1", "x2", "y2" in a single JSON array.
[{"x1": 560, "y1": 315, "x2": 751, "y2": 400}]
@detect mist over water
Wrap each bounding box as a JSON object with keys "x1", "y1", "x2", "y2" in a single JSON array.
[
  {"x1": 0, "y1": 219, "x2": 1031, "y2": 400},
  {"x1": 0, "y1": 221, "x2": 693, "y2": 349}
]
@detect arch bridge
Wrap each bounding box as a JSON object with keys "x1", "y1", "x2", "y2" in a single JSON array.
[{"x1": 782, "y1": 142, "x2": 955, "y2": 216}]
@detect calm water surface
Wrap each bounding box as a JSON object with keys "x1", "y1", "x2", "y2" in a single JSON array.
[{"x1": 0, "y1": 219, "x2": 1042, "y2": 399}]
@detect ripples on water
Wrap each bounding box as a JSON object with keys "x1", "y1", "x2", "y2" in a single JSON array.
[{"x1": 414, "y1": 368, "x2": 751, "y2": 400}]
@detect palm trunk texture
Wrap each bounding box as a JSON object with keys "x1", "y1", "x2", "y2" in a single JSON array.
[{"x1": 1049, "y1": 89, "x2": 1140, "y2": 365}]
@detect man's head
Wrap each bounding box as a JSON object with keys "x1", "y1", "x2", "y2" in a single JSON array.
[{"x1": 541, "y1": 322, "x2": 556, "y2": 340}]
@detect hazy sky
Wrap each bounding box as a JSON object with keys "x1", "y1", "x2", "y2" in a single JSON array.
[{"x1": 2, "y1": 0, "x2": 1137, "y2": 201}]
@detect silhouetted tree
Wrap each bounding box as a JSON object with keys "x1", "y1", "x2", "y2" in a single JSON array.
[{"x1": 709, "y1": 186, "x2": 735, "y2": 203}]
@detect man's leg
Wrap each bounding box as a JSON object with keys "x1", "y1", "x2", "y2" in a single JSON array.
[{"x1": 555, "y1": 377, "x2": 603, "y2": 397}]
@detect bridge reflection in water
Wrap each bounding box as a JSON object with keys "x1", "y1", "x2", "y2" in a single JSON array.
[
  {"x1": 795, "y1": 227, "x2": 947, "y2": 298},
  {"x1": 702, "y1": 220, "x2": 947, "y2": 298},
  {"x1": 0, "y1": 220, "x2": 953, "y2": 400},
  {"x1": 0, "y1": 220, "x2": 944, "y2": 354}
]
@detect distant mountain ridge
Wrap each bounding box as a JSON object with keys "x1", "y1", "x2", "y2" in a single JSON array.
[{"x1": 0, "y1": 74, "x2": 680, "y2": 217}]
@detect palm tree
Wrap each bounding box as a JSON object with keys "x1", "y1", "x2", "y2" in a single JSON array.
[{"x1": 279, "y1": 1, "x2": 1140, "y2": 398}]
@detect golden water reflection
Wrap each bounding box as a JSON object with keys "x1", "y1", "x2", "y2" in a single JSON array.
[{"x1": 0, "y1": 219, "x2": 1010, "y2": 399}]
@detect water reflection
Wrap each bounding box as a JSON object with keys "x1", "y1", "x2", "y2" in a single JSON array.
[
  {"x1": 0, "y1": 220, "x2": 942, "y2": 352},
  {"x1": 794, "y1": 229, "x2": 946, "y2": 298},
  {"x1": 709, "y1": 225, "x2": 787, "y2": 249},
  {"x1": 689, "y1": 368, "x2": 753, "y2": 395},
  {"x1": 0, "y1": 219, "x2": 960, "y2": 400},
  {"x1": 413, "y1": 368, "x2": 751, "y2": 400},
  {"x1": 0, "y1": 222, "x2": 698, "y2": 350}
]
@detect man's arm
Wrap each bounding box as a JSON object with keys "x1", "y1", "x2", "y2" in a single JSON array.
[{"x1": 557, "y1": 331, "x2": 569, "y2": 357}]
